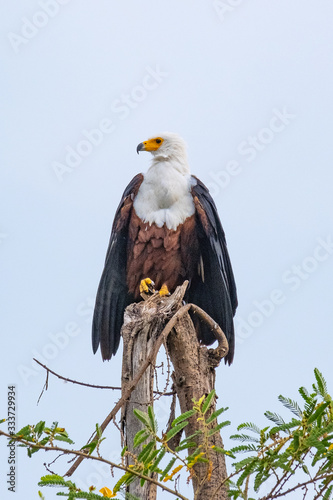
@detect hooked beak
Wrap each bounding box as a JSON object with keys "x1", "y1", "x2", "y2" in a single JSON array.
[{"x1": 136, "y1": 142, "x2": 144, "y2": 154}]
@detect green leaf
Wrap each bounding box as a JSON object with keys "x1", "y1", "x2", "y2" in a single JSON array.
[
  {"x1": 171, "y1": 409, "x2": 196, "y2": 427},
  {"x1": 112, "y1": 471, "x2": 134, "y2": 492},
  {"x1": 322, "y1": 485, "x2": 333, "y2": 500},
  {"x1": 237, "y1": 422, "x2": 261, "y2": 434},
  {"x1": 165, "y1": 420, "x2": 188, "y2": 442},
  {"x1": 208, "y1": 421, "x2": 230, "y2": 436},
  {"x1": 302, "y1": 464, "x2": 310, "y2": 474},
  {"x1": 313, "y1": 368, "x2": 328, "y2": 398},
  {"x1": 187, "y1": 447, "x2": 202, "y2": 462},
  {"x1": 202, "y1": 390, "x2": 215, "y2": 414},
  {"x1": 141, "y1": 446, "x2": 159, "y2": 468},
  {"x1": 299, "y1": 386, "x2": 311, "y2": 403},
  {"x1": 206, "y1": 407, "x2": 228, "y2": 424},
  {"x1": 270, "y1": 419, "x2": 300, "y2": 436},
  {"x1": 230, "y1": 433, "x2": 259, "y2": 443},
  {"x1": 39, "y1": 474, "x2": 68, "y2": 486},
  {"x1": 212, "y1": 446, "x2": 235, "y2": 459},
  {"x1": 160, "y1": 457, "x2": 176, "y2": 481},
  {"x1": 34, "y1": 421, "x2": 46, "y2": 436},
  {"x1": 230, "y1": 444, "x2": 257, "y2": 454},
  {"x1": 54, "y1": 435, "x2": 74, "y2": 444},
  {"x1": 308, "y1": 401, "x2": 330, "y2": 424},
  {"x1": 151, "y1": 448, "x2": 166, "y2": 472},
  {"x1": 236, "y1": 460, "x2": 258, "y2": 486},
  {"x1": 175, "y1": 441, "x2": 197, "y2": 452},
  {"x1": 133, "y1": 429, "x2": 150, "y2": 448},
  {"x1": 16, "y1": 425, "x2": 32, "y2": 438},
  {"x1": 95, "y1": 423, "x2": 102, "y2": 439},
  {"x1": 144, "y1": 447, "x2": 160, "y2": 466},
  {"x1": 292, "y1": 433, "x2": 300, "y2": 452},
  {"x1": 133, "y1": 409, "x2": 152, "y2": 430},
  {"x1": 180, "y1": 430, "x2": 201, "y2": 442},
  {"x1": 81, "y1": 441, "x2": 97, "y2": 455},
  {"x1": 137, "y1": 440, "x2": 155, "y2": 463},
  {"x1": 264, "y1": 411, "x2": 286, "y2": 426},
  {"x1": 254, "y1": 468, "x2": 269, "y2": 492},
  {"x1": 39, "y1": 437, "x2": 49, "y2": 447},
  {"x1": 278, "y1": 395, "x2": 302, "y2": 417},
  {"x1": 148, "y1": 406, "x2": 156, "y2": 433},
  {"x1": 28, "y1": 447, "x2": 40, "y2": 456}
]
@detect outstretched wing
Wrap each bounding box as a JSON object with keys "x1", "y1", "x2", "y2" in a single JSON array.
[
  {"x1": 92, "y1": 173, "x2": 144, "y2": 360},
  {"x1": 189, "y1": 176, "x2": 238, "y2": 364}
]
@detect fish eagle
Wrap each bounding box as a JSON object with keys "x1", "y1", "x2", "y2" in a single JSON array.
[{"x1": 92, "y1": 133, "x2": 238, "y2": 364}]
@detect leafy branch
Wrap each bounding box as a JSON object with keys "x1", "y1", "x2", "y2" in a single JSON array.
[
  {"x1": 1, "y1": 368, "x2": 332, "y2": 499},
  {"x1": 227, "y1": 368, "x2": 333, "y2": 499},
  {"x1": 103, "y1": 390, "x2": 232, "y2": 497},
  {"x1": 0, "y1": 427, "x2": 189, "y2": 500}
]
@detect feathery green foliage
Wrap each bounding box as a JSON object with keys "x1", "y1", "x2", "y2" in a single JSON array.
[
  {"x1": 2, "y1": 368, "x2": 332, "y2": 499},
  {"x1": 228, "y1": 369, "x2": 333, "y2": 499},
  {"x1": 14, "y1": 421, "x2": 73, "y2": 457}
]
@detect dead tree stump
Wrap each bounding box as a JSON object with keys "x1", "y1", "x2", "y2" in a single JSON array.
[
  {"x1": 120, "y1": 282, "x2": 229, "y2": 500},
  {"x1": 121, "y1": 285, "x2": 187, "y2": 499},
  {"x1": 121, "y1": 312, "x2": 156, "y2": 499},
  {"x1": 167, "y1": 310, "x2": 229, "y2": 500}
]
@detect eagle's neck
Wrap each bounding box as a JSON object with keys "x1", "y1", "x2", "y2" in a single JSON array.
[{"x1": 133, "y1": 158, "x2": 195, "y2": 231}]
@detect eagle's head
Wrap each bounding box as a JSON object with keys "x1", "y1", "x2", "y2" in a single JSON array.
[{"x1": 136, "y1": 132, "x2": 188, "y2": 163}]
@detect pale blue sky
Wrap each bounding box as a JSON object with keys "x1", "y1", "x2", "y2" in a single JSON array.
[{"x1": 1, "y1": 1, "x2": 333, "y2": 498}]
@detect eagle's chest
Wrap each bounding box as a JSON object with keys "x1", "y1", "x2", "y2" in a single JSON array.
[
  {"x1": 133, "y1": 166, "x2": 195, "y2": 231},
  {"x1": 126, "y1": 210, "x2": 199, "y2": 299}
]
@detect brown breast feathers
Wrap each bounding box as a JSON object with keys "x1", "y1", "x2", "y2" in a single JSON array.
[{"x1": 126, "y1": 210, "x2": 199, "y2": 299}]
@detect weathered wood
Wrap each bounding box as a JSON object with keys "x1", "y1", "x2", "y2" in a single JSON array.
[
  {"x1": 121, "y1": 317, "x2": 156, "y2": 499},
  {"x1": 120, "y1": 282, "x2": 229, "y2": 499},
  {"x1": 120, "y1": 285, "x2": 188, "y2": 499},
  {"x1": 167, "y1": 311, "x2": 229, "y2": 500}
]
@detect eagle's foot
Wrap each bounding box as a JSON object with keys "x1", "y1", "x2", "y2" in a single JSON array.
[
  {"x1": 159, "y1": 283, "x2": 170, "y2": 296},
  {"x1": 140, "y1": 277, "x2": 155, "y2": 295}
]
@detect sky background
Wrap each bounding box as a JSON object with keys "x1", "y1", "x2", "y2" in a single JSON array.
[{"x1": 1, "y1": 1, "x2": 333, "y2": 499}]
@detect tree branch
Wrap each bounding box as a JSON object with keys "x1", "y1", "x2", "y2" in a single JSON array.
[
  {"x1": 33, "y1": 359, "x2": 174, "y2": 396},
  {"x1": 65, "y1": 282, "x2": 229, "y2": 482},
  {"x1": 0, "y1": 430, "x2": 189, "y2": 500}
]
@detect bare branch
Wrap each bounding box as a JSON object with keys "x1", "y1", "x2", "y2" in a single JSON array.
[{"x1": 33, "y1": 358, "x2": 175, "y2": 396}]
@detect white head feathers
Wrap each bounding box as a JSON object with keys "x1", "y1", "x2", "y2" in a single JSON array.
[{"x1": 134, "y1": 132, "x2": 195, "y2": 229}]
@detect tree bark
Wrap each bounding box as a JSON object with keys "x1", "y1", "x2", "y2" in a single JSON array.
[
  {"x1": 121, "y1": 303, "x2": 157, "y2": 500},
  {"x1": 120, "y1": 285, "x2": 188, "y2": 499},
  {"x1": 167, "y1": 311, "x2": 229, "y2": 500},
  {"x1": 121, "y1": 283, "x2": 229, "y2": 500}
]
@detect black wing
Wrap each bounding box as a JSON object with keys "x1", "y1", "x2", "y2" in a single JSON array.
[
  {"x1": 189, "y1": 176, "x2": 238, "y2": 364},
  {"x1": 92, "y1": 174, "x2": 143, "y2": 360}
]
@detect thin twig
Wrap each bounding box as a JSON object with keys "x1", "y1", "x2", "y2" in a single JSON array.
[
  {"x1": 33, "y1": 359, "x2": 121, "y2": 390},
  {"x1": 33, "y1": 358, "x2": 175, "y2": 396},
  {"x1": 154, "y1": 345, "x2": 172, "y2": 401},
  {"x1": 37, "y1": 367, "x2": 49, "y2": 405},
  {"x1": 0, "y1": 430, "x2": 189, "y2": 500}
]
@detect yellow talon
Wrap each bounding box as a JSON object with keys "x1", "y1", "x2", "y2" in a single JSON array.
[
  {"x1": 140, "y1": 278, "x2": 155, "y2": 295},
  {"x1": 159, "y1": 284, "x2": 170, "y2": 297}
]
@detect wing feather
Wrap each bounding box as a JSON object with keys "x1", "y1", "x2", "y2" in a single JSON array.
[
  {"x1": 189, "y1": 176, "x2": 238, "y2": 364},
  {"x1": 92, "y1": 173, "x2": 143, "y2": 360}
]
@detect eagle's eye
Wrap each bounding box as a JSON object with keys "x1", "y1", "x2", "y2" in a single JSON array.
[{"x1": 156, "y1": 139, "x2": 161, "y2": 144}]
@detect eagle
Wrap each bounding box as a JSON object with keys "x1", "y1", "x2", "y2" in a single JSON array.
[{"x1": 92, "y1": 133, "x2": 238, "y2": 364}]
